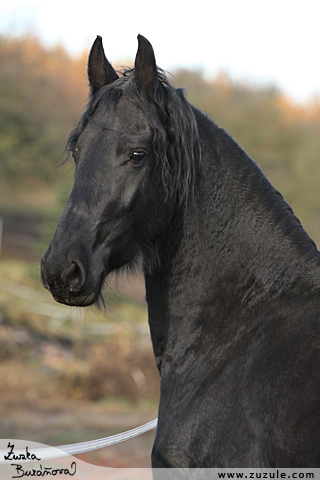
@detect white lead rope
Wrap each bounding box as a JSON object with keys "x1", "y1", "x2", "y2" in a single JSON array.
[{"x1": 0, "y1": 418, "x2": 158, "y2": 462}]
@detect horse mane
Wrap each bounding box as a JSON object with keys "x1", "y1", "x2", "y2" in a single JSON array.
[{"x1": 66, "y1": 67, "x2": 201, "y2": 208}]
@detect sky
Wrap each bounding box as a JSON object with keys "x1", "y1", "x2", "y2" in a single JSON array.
[{"x1": 1, "y1": 0, "x2": 320, "y2": 103}]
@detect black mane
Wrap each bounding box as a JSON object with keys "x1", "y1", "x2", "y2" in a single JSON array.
[{"x1": 67, "y1": 67, "x2": 201, "y2": 207}]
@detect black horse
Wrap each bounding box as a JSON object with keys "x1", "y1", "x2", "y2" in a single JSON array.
[{"x1": 41, "y1": 35, "x2": 320, "y2": 467}]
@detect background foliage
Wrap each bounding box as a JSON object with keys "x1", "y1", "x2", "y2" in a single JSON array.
[
  {"x1": 0, "y1": 34, "x2": 86, "y2": 200},
  {"x1": 173, "y1": 70, "x2": 320, "y2": 243},
  {"x1": 1, "y1": 33, "x2": 320, "y2": 242}
]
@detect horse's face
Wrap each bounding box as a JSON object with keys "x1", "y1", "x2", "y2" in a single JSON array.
[{"x1": 41, "y1": 35, "x2": 166, "y2": 306}]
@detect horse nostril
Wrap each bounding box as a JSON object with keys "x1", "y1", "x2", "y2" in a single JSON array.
[{"x1": 61, "y1": 260, "x2": 86, "y2": 293}]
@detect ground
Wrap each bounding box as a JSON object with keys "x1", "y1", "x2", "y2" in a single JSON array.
[{"x1": 0, "y1": 228, "x2": 159, "y2": 468}]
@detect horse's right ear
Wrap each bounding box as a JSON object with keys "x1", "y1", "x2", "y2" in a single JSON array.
[{"x1": 87, "y1": 36, "x2": 119, "y2": 95}]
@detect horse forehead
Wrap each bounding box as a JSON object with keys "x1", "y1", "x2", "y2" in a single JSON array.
[{"x1": 101, "y1": 96, "x2": 151, "y2": 134}]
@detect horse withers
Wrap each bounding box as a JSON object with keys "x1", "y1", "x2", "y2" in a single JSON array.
[{"x1": 41, "y1": 35, "x2": 320, "y2": 467}]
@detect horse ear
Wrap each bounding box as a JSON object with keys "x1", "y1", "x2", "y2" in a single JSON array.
[
  {"x1": 87, "y1": 36, "x2": 119, "y2": 94},
  {"x1": 134, "y1": 35, "x2": 157, "y2": 97}
]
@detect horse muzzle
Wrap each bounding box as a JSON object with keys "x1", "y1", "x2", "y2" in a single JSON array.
[{"x1": 40, "y1": 245, "x2": 103, "y2": 307}]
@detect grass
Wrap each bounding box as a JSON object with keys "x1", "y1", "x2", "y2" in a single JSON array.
[
  {"x1": 0, "y1": 258, "x2": 148, "y2": 333},
  {"x1": 0, "y1": 257, "x2": 158, "y2": 405}
]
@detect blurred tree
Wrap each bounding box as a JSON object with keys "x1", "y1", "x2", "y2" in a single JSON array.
[
  {"x1": 0, "y1": 34, "x2": 86, "y2": 188},
  {"x1": 173, "y1": 69, "x2": 320, "y2": 244},
  {"x1": 0, "y1": 36, "x2": 319, "y2": 244}
]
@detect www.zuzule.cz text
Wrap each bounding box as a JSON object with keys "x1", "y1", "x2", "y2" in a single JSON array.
[{"x1": 218, "y1": 472, "x2": 315, "y2": 479}]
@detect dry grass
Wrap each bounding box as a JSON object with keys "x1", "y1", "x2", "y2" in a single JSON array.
[{"x1": 0, "y1": 259, "x2": 159, "y2": 404}]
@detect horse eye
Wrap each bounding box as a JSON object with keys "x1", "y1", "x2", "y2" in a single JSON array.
[
  {"x1": 129, "y1": 151, "x2": 145, "y2": 163},
  {"x1": 72, "y1": 146, "x2": 79, "y2": 162}
]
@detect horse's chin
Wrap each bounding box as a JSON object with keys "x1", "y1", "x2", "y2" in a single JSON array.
[
  {"x1": 52, "y1": 290, "x2": 100, "y2": 307},
  {"x1": 47, "y1": 275, "x2": 106, "y2": 307}
]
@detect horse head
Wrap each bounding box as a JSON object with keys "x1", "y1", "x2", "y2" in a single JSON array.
[{"x1": 41, "y1": 36, "x2": 165, "y2": 306}]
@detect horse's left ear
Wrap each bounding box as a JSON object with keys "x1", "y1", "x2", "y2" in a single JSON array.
[
  {"x1": 88, "y1": 36, "x2": 119, "y2": 95},
  {"x1": 134, "y1": 35, "x2": 157, "y2": 97}
]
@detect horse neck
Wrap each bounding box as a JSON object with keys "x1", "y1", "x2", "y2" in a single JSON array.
[{"x1": 145, "y1": 111, "x2": 320, "y2": 372}]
